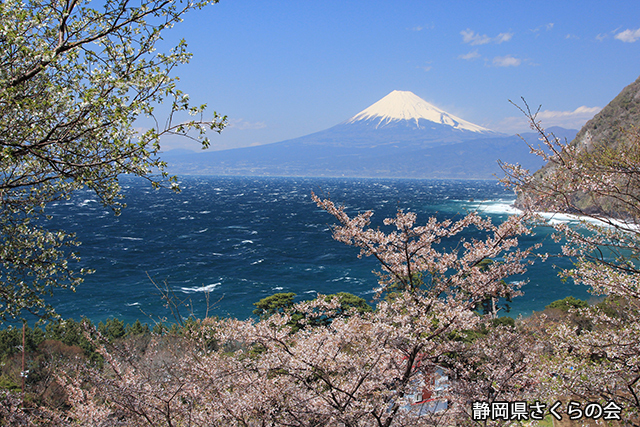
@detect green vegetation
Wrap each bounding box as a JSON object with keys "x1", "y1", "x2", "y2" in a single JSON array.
[
  {"x1": 253, "y1": 292, "x2": 297, "y2": 319},
  {"x1": 253, "y1": 292, "x2": 373, "y2": 320},
  {"x1": 0, "y1": 315, "x2": 174, "y2": 414},
  {"x1": 253, "y1": 292, "x2": 373, "y2": 332},
  {"x1": 0, "y1": 318, "x2": 158, "y2": 365},
  {"x1": 545, "y1": 296, "x2": 589, "y2": 312},
  {"x1": 325, "y1": 292, "x2": 374, "y2": 316}
]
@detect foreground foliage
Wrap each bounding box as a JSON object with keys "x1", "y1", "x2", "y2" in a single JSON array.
[
  {"x1": 0, "y1": 0, "x2": 226, "y2": 322},
  {"x1": 3, "y1": 192, "x2": 541, "y2": 426},
  {"x1": 502, "y1": 100, "x2": 640, "y2": 423}
]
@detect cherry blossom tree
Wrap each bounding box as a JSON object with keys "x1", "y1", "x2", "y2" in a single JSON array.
[
  {"x1": 501, "y1": 100, "x2": 640, "y2": 419},
  {"x1": 302, "y1": 193, "x2": 538, "y2": 424},
  {"x1": 26, "y1": 193, "x2": 537, "y2": 426},
  {"x1": 0, "y1": 0, "x2": 226, "y2": 322}
]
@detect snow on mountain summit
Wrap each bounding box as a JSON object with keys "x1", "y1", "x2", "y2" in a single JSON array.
[{"x1": 347, "y1": 90, "x2": 492, "y2": 133}]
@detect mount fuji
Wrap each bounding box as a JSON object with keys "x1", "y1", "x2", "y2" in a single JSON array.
[
  {"x1": 346, "y1": 90, "x2": 493, "y2": 134},
  {"x1": 267, "y1": 90, "x2": 500, "y2": 151},
  {"x1": 163, "y1": 91, "x2": 576, "y2": 178}
]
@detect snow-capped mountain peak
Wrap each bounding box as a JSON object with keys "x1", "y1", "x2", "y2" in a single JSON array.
[{"x1": 346, "y1": 90, "x2": 492, "y2": 133}]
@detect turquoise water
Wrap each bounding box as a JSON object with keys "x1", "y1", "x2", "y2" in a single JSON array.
[{"x1": 38, "y1": 176, "x2": 590, "y2": 324}]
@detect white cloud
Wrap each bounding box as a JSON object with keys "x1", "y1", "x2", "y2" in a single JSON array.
[
  {"x1": 495, "y1": 32, "x2": 513, "y2": 43},
  {"x1": 496, "y1": 106, "x2": 601, "y2": 134},
  {"x1": 615, "y1": 28, "x2": 640, "y2": 43},
  {"x1": 461, "y1": 29, "x2": 491, "y2": 45},
  {"x1": 227, "y1": 118, "x2": 267, "y2": 130},
  {"x1": 493, "y1": 55, "x2": 521, "y2": 67},
  {"x1": 531, "y1": 23, "x2": 554, "y2": 34},
  {"x1": 461, "y1": 29, "x2": 513, "y2": 45},
  {"x1": 408, "y1": 24, "x2": 434, "y2": 31},
  {"x1": 459, "y1": 50, "x2": 481, "y2": 60},
  {"x1": 536, "y1": 106, "x2": 601, "y2": 121},
  {"x1": 417, "y1": 60, "x2": 433, "y2": 71}
]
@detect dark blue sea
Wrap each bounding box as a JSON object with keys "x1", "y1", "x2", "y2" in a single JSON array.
[{"x1": 39, "y1": 176, "x2": 591, "y2": 324}]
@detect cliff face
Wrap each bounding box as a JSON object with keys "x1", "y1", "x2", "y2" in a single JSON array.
[
  {"x1": 516, "y1": 75, "x2": 640, "y2": 218},
  {"x1": 571, "y1": 75, "x2": 640, "y2": 153}
]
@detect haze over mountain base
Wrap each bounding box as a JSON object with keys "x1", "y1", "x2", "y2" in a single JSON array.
[{"x1": 163, "y1": 91, "x2": 577, "y2": 179}]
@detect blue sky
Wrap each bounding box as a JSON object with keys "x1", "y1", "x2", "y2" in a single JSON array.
[{"x1": 156, "y1": 0, "x2": 640, "y2": 151}]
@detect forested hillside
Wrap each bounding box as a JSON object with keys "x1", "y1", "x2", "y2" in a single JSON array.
[{"x1": 515, "y1": 75, "x2": 640, "y2": 218}]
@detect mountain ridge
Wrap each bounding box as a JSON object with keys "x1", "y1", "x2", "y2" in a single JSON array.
[
  {"x1": 162, "y1": 91, "x2": 571, "y2": 179},
  {"x1": 515, "y1": 75, "x2": 640, "y2": 215}
]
